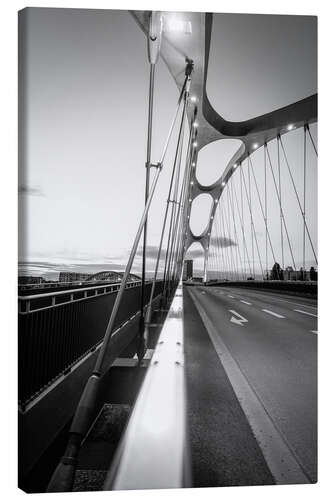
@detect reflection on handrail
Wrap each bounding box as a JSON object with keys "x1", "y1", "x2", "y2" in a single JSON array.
[{"x1": 104, "y1": 282, "x2": 191, "y2": 490}]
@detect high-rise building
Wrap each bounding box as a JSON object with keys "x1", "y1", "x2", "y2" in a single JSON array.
[{"x1": 183, "y1": 259, "x2": 193, "y2": 281}]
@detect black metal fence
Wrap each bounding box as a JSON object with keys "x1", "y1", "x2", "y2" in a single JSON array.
[{"x1": 18, "y1": 281, "x2": 164, "y2": 408}]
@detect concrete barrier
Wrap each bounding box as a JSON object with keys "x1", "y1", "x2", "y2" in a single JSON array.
[{"x1": 203, "y1": 280, "x2": 317, "y2": 297}]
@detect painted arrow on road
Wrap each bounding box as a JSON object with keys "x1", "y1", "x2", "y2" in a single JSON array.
[{"x1": 229, "y1": 310, "x2": 248, "y2": 326}]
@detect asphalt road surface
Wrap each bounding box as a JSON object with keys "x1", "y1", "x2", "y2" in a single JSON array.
[{"x1": 185, "y1": 286, "x2": 317, "y2": 484}]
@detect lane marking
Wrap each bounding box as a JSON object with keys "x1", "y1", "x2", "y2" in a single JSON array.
[
  {"x1": 229, "y1": 310, "x2": 248, "y2": 326},
  {"x1": 240, "y1": 300, "x2": 252, "y2": 305},
  {"x1": 226, "y1": 289, "x2": 317, "y2": 311},
  {"x1": 262, "y1": 309, "x2": 285, "y2": 319},
  {"x1": 294, "y1": 309, "x2": 317, "y2": 318},
  {"x1": 188, "y1": 288, "x2": 310, "y2": 485},
  {"x1": 228, "y1": 295, "x2": 235, "y2": 298}
]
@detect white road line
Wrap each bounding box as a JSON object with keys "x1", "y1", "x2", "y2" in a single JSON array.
[
  {"x1": 188, "y1": 289, "x2": 309, "y2": 485},
  {"x1": 228, "y1": 295, "x2": 235, "y2": 298},
  {"x1": 240, "y1": 300, "x2": 252, "y2": 305},
  {"x1": 262, "y1": 309, "x2": 285, "y2": 319},
  {"x1": 223, "y1": 288, "x2": 317, "y2": 311},
  {"x1": 294, "y1": 309, "x2": 317, "y2": 318}
]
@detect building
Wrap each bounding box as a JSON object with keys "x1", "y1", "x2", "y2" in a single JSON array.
[
  {"x1": 183, "y1": 260, "x2": 193, "y2": 281},
  {"x1": 59, "y1": 272, "x2": 91, "y2": 283},
  {"x1": 18, "y1": 276, "x2": 44, "y2": 285}
]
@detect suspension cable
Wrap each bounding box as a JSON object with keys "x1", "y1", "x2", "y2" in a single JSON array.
[
  {"x1": 264, "y1": 146, "x2": 268, "y2": 278},
  {"x1": 227, "y1": 180, "x2": 243, "y2": 279},
  {"x1": 247, "y1": 158, "x2": 255, "y2": 277},
  {"x1": 224, "y1": 188, "x2": 237, "y2": 279},
  {"x1": 230, "y1": 173, "x2": 252, "y2": 277},
  {"x1": 266, "y1": 143, "x2": 296, "y2": 271},
  {"x1": 240, "y1": 160, "x2": 264, "y2": 279},
  {"x1": 163, "y1": 125, "x2": 192, "y2": 299},
  {"x1": 144, "y1": 84, "x2": 191, "y2": 329},
  {"x1": 171, "y1": 144, "x2": 193, "y2": 283},
  {"x1": 279, "y1": 135, "x2": 317, "y2": 264},
  {"x1": 303, "y1": 125, "x2": 306, "y2": 271},
  {"x1": 277, "y1": 137, "x2": 284, "y2": 270},
  {"x1": 239, "y1": 163, "x2": 249, "y2": 276},
  {"x1": 216, "y1": 201, "x2": 225, "y2": 279},
  {"x1": 248, "y1": 155, "x2": 277, "y2": 264},
  {"x1": 306, "y1": 123, "x2": 318, "y2": 157},
  {"x1": 220, "y1": 198, "x2": 232, "y2": 280},
  {"x1": 215, "y1": 210, "x2": 225, "y2": 279},
  {"x1": 47, "y1": 68, "x2": 191, "y2": 494},
  {"x1": 230, "y1": 175, "x2": 247, "y2": 280}
]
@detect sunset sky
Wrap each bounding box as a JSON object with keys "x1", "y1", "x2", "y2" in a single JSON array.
[{"x1": 18, "y1": 8, "x2": 317, "y2": 279}]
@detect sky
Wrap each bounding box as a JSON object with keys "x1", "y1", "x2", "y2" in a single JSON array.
[{"x1": 18, "y1": 8, "x2": 317, "y2": 279}]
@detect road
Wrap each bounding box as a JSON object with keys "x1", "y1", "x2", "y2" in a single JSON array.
[{"x1": 186, "y1": 285, "x2": 317, "y2": 484}]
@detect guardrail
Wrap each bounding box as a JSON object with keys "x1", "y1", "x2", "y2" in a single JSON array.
[
  {"x1": 18, "y1": 280, "x2": 163, "y2": 408},
  {"x1": 204, "y1": 279, "x2": 317, "y2": 296},
  {"x1": 104, "y1": 282, "x2": 191, "y2": 490},
  {"x1": 18, "y1": 280, "x2": 142, "y2": 313}
]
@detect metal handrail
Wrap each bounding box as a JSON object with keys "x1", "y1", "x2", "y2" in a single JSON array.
[
  {"x1": 18, "y1": 280, "x2": 143, "y2": 302},
  {"x1": 103, "y1": 282, "x2": 191, "y2": 490}
]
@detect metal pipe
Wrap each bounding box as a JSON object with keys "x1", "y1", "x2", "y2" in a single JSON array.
[
  {"x1": 144, "y1": 88, "x2": 189, "y2": 331},
  {"x1": 140, "y1": 62, "x2": 156, "y2": 331},
  {"x1": 303, "y1": 125, "x2": 306, "y2": 274},
  {"x1": 47, "y1": 165, "x2": 162, "y2": 493},
  {"x1": 47, "y1": 69, "x2": 190, "y2": 493}
]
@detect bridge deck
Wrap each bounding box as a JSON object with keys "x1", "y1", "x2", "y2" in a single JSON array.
[
  {"x1": 184, "y1": 285, "x2": 317, "y2": 484},
  {"x1": 183, "y1": 287, "x2": 275, "y2": 486}
]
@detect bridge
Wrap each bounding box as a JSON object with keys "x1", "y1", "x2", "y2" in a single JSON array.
[{"x1": 18, "y1": 10, "x2": 317, "y2": 492}]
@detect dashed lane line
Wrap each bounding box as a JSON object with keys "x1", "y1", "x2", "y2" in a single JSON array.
[
  {"x1": 294, "y1": 309, "x2": 317, "y2": 318},
  {"x1": 262, "y1": 309, "x2": 285, "y2": 319},
  {"x1": 220, "y1": 288, "x2": 317, "y2": 311},
  {"x1": 240, "y1": 300, "x2": 252, "y2": 305}
]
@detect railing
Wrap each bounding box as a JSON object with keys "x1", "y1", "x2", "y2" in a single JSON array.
[
  {"x1": 18, "y1": 280, "x2": 119, "y2": 292},
  {"x1": 204, "y1": 279, "x2": 317, "y2": 296},
  {"x1": 18, "y1": 280, "x2": 163, "y2": 409},
  {"x1": 104, "y1": 282, "x2": 191, "y2": 490}
]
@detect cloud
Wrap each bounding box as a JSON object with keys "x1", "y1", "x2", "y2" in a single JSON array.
[
  {"x1": 18, "y1": 185, "x2": 44, "y2": 196},
  {"x1": 210, "y1": 236, "x2": 237, "y2": 248},
  {"x1": 136, "y1": 245, "x2": 167, "y2": 261},
  {"x1": 18, "y1": 259, "x2": 130, "y2": 277}
]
